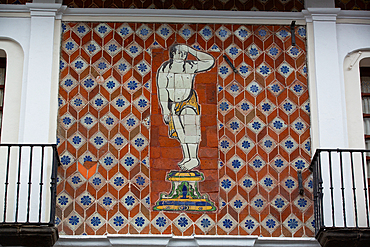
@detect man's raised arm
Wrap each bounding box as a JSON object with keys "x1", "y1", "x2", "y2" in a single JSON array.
[{"x1": 186, "y1": 45, "x2": 215, "y2": 72}]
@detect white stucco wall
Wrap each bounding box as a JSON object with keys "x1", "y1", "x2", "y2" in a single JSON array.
[
  {"x1": 338, "y1": 23, "x2": 370, "y2": 228},
  {"x1": 0, "y1": 3, "x2": 62, "y2": 223},
  {"x1": 303, "y1": 8, "x2": 370, "y2": 228},
  {"x1": 0, "y1": 17, "x2": 30, "y2": 143},
  {"x1": 337, "y1": 23, "x2": 370, "y2": 149},
  {"x1": 0, "y1": 4, "x2": 62, "y2": 144},
  {"x1": 0, "y1": 0, "x2": 369, "y2": 242}
]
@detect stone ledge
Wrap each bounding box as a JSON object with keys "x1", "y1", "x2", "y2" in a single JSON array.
[
  {"x1": 0, "y1": 224, "x2": 58, "y2": 247},
  {"x1": 55, "y1": 235, "x2": 320, "y2": 247}
]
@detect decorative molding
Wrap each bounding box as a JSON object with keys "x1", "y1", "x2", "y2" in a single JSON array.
[
  {"x1": 109, "y1": 235, "x2": 172, "y2": 247},
  {"x1": 59, "y1": 8, "x2": 306, "y2": 24},
  {"x1": 55, "y1": 235, "x2": 320, "y2": 247},
  {"x1": 0, "y1": 4, "x2": 64, "y2": 18},
  {"x1": 348, "y1": 51, "x2": 362, "y2": 70},
  {"x1": 26, "y1": 3, "x2": 63, "y2": 17},
  {"x1": 254, "y1": 237, "x2": 320, "y2": 247},
  {"x1": 337, "y1": 10, "x2": 370, "y2": 24},
  {"x1": 0, "y1": 4, "x2": 29, "y2": 12},
  {"x1": 337, "y1": 10, "x2": 370, "y2": 19},
  {"x1": 306, "y1": 7, "x2": 342, "y2": 15},
  {"x1": 55, "y1": 236, "x2": 112, "y2": 247},
  {"x1": 302, "y1": 8, "x2": 341, "y2": 23},
  {"x1": 0, "y1": 5, "x2": 30, "y2": 18},
  {"x1": 303, "y1": 8, "x2": 370, "y2": 24},
  {"x1": 195, "y1": 235, "x2": 257, "y2": 246}
]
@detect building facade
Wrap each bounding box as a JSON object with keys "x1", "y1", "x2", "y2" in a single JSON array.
[{"x1": 0, "y1": 0, "x2": 369, "y2": 246}]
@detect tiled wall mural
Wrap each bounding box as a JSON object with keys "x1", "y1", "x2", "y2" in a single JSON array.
[{"x1": 57, "y1": 22, "x2": 314, "y2": 237}]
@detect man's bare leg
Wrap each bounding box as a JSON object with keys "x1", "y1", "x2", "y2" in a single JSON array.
[
  {"x1": 180, "y1": 144, "x2": 200, "y2": 171},
  {"x1": 172, "y1": 114, "x2": 191, "y2": 168},
  {"x1": 177, "y1": 109, "x2": 201, "y2": 171},
  {"x1": 180, "y1": 143, "x2": 190, "y2": 166}
]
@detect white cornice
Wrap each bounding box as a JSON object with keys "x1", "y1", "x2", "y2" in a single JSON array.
[
  {"x1": 306, "y1": 7, "x2": 342, "y2": 15},
  {"x1": 0, "y1": 4, "x2": 29, "y2": 12},
  {"x1": 337, "y1": 10, "x2": 370, "y2": 19},
  {"x1": 55, "y1": 235, "x2": 320, "y2": 247},
  {"x1": 26, "y1": 3, "x2": 63, "y2": 17},
  {"x1": 60, "y1": 8, "x2": 306, "y2": 24},
  {"x1": 0, "y1": 5, "x2": 30, "y2": 17},
  {"x1": 26, "y1": 2, "x2": 63, "y2": 9},
  {"x1": 302, "y1": 8, "x2": 341, "y2": 23},
  {"x1": 337, "y1": 10, "x2": 370, "y2": 24},
  {"x1": 0, "y1": 3, "x2": 63, "y2": 18},
  {"x1": 303, "y1": 8, "x2": 370, "y2": 24}
]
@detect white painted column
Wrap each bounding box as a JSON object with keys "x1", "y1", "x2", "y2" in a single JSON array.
[
  {"x1": 15, "y1": 2, "x2": 62, "y2": 223},
  {"x1": 304, "y1": 7, "x2": 364, "y2": 228},
  {"x1": 305, "y1": 8, "x2": 347, "y2": 149},
  {"x1": 21, "y1": 2, "x2": 62, "y2": 144}
]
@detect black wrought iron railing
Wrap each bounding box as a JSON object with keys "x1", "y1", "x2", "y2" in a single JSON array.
[
  {"x1": 311, "y1": 149, "x2": 370, "y2": 235},
  {"x1": 0, "y1": 144, "x2": 60, "y2": 226}
]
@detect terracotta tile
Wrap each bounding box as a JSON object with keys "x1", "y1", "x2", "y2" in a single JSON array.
[
  {"x1": 305, "y1": 226, "x2": 314, "y2": 237},
  {"x1": 226, "y1": 148, "x2": 236, "y2": 162},
  {"x1": 281, "y1": 207, "x2": 292, "y2": 222},
  {"x1": 259, "y1": 225, "x2": 270, "y2": 237},
  {"x1": 228, "y1": 187, "x2": 237, "y2": 202},
  {"x1": 171, "y1": 224, "x2": 182, "y2": 236},
  {"x1": 238, "y1": 226, "x2": 250, "y2": 236},
  {"x1": 117, "y1": 224, "x2": 129, "y2": 234}
]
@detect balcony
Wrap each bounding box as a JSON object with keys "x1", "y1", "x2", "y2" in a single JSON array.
[
  {"x1": 0, "y1": 144, "x2": 59, "y2": 247},
  {"x1": 311, "y1": 149, "x2": 370, "y2": 247}
]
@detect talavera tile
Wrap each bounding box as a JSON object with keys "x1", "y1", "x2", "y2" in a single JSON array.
[{"x1": 57, "y1": 22, "x2": 312, "y2": 237}]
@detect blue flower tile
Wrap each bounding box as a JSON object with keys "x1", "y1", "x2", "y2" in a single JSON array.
[
  {"x1": 217, "y1": 214, "x2": 237, "y2": 233},
  {"x1": 229, "y1": 195, "x2": 247, "y2": 213},
  {"x1": 227, "y1": 155, "x2": 245, "y2": 172},
  {"x1": 283, "y1": 215, "x2": 302, "y2": 234},
  {"x1": 247, "y1": 44, "x2": 261, "y2": 60},
  {"x1": 156, "y1": 24, "x2": 173, "y2": 39},
  {"x1": 220, "y1": 175, "x2": 235, "y2": 192},
  {"x1": 120, "y1": 153, "x2": 139, "y2": 171},
  {"x1": 215, "y1": 26, "x2": 231, "y2": 41},
  {"x1": 241, "y1": 216, "x2": 259, "y2": 234},
  {"x1": 94, "y1": 23, "x2": 111, "y2": 38},
  {"x1": 108, "y1": 213, "x2": 127, "y2": 231},
  {"x1": 179, "y1": 25, "x2": 194, "y2": 40},
  {"x1": 234, "y1": 26, "x2": 251, "y2": 41},
  {"x1": 219, "y1": 136, "x2": 234, "y2": 154},
  {"x1": 135, "y1": 24, "x2": 152, "y2": 40},
  {"x1": 199, "y1": 26, "x2": 213, "y2": 41},
  {"x1": 262, "y1": 214, "x2": 279, "y2": 233},
  {"x1": 195, "y1": 214, "x2": 215, "y2": 233}
]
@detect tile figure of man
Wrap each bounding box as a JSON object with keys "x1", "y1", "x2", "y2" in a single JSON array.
[{"x1": 157, "y1": 44, "x2": 215, "y2": 171}]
